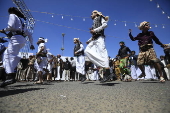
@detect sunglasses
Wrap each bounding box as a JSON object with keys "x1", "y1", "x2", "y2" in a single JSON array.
[{"x1": 145, "y1": 24, "x2": 150, "y2": 26}]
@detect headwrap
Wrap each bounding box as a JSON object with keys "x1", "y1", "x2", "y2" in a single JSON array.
[
  {"x1": 92, "y1": 10, "x2": 109, "y2": 21},
  {"x1": 39, "y1": 37, "x2": 48, "y2": 42},
  {"x1": 119, "y1": 41, "x2": 125, "y2": 44},
  {"x1": 73, "y1": 38, "x2": 80, "y2": 41},
  {"x1": 8, "y1": 7, "x2": 26, "y2": 20},
  {"x1": 57, "y1": 54, "x2": 61, "y2": 57},
  {"x1": 138, "y1": 21, "x2": 151, "y2": 30}
]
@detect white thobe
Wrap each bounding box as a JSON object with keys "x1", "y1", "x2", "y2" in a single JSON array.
[
  {"x1": 131, "y1": 65, "x2": 142, "y2": 79},
  {"x1": 161, "y1": 60, "x2": 170, "y2": 79},
  {"x1": 35, "y1": 43, "x2": 47, "y2": 72},
  {"x1": 47, "y1": 53, "x2": 53, "y2": 73},
  {"x1": 85, "y1": 17, "x2": 109, "y2": 68},
  {"x1": 89, "y1": 65, "x2": 99, "y2": 80},
  {"x1": 144, "y1": 65, "x2": 155, "y2": 79},
  {"x1": 3, "y1": 14, "x2": 33, "y2": 74},
  {"x1": 75, "y1": 44, "x2": 85, "y2": 75}
]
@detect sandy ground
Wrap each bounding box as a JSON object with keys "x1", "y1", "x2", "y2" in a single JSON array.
[{"x1": 0, "y1": 80, "x2": 170, "y2": 113}]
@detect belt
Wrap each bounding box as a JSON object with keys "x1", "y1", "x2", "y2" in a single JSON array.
[
  {"x1": 140, "y1": 44, "x2": 153, "y2": 48},
  {"x1": 12, "y1": 31, "x2": 23, "y2": 35}
]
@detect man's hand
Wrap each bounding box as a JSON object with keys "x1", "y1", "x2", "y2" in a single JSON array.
[
  {"x1": 86, "y1": 41, "x2": 90, "y2": 44},
  {"x1": 30, "y1": 45, "x2": 35, "y2": 50},
  {"x1": 90, "y1": 30, "x2": 95, "y2": 34},
  {"x1": 162, "y1": 44, "x2": 168, "y2": 48},
  {"x1": 0, "y1": 29, "x2": 5, "y2": 33}
]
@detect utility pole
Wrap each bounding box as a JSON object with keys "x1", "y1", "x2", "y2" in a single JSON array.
[{"x1": 61, "y1": 33, "x2": 65, "y2": 56}]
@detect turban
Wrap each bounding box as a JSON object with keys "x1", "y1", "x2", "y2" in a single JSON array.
[
  {"x1": 39, "y1": 37, "x2": 48, "y2": 42},
  {"x1": 138, "y1": 21, "x2": 151, "y2": 30},
  {"x1": 92, "y1": 10, "x2": 109, "y2": 21}
]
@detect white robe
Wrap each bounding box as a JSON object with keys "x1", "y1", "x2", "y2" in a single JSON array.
[
  {"x1": 75, "y1": 44, "x2": 85, "y2": 75},
  {"x1": 47, "y1": 53, "x2": 53, "y2": 73},
  {"x1": 161, "y1": 60, "x2": 170, "y2": 80},
  {"x1": 130, "y1": 65, "x2": 142, "y2": 79},
  {"x1": 35, "y1": 43, "x2": 47, "y2": 72},
  {"x1": 3, "y1": 14, "x2": 33, "y2": 74},
  {"x1": 85, "y1": 17, "x2": 109, "y2": 68},
  {"x1": 89, "y1": 65, "x2": 99, "y2": 80},
  {"x1": 144, "y1": 65, "x2": 155, "y2": 79}
]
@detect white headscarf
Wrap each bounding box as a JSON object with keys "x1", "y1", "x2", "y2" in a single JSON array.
[
  {"x1": 138, "y1": 21, "x2": 151, "y2": 30},
  {"x1": 39, "y1": 37, "x2": 48, "y2": 42}
]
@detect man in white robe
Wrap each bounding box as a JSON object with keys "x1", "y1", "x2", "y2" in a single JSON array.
[
  {"x1": 34, "y1": 37, "x2": 47, "y2": 84},
  {"x1": 85, "y1": 10, "x2": 110, "y2": 83},
  {"x1": 0, "y1": 7, "x2": 34, "y2": 87},
  {"x1": 73, "y1": 38, "x2": 86, "y2": 82}
]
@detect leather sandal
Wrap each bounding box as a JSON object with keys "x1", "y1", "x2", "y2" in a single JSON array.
[{"x1": 160, "y1": 77, "x2": 165, "y2": 83}]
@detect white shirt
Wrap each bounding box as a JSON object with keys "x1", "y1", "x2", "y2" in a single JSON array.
[
  {"x1": 47, "y1": 52, "x2": 53, "y2": 61},
  {"x1": 70, "y1": 60, "x2": 76, "y2": 67},
  {"x1": 38, "y1": 43, "x2": 46, "y2": 53},
  {"x1": 4, "y1": 14, "x2": 33, "y2": 45}
]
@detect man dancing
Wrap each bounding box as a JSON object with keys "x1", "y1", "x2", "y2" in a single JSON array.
[
  {"x1": 73, "y1": 38, "x2": 86, "y2": 82},
  {"x1": 129, "y1": 21, "x2": 167, "y2": 82},
  {"x1": 34, "y1": 37, "x2": 47, "y2": 84},
  {"x1": 0, "y1": 7, "x2": 35, "y2": 87},
  {"x1": 85, "y1": 10, "x2": 110, "y2": 82}
]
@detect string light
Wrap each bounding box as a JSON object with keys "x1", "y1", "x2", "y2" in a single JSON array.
[
  {"x1": 124, "y1": 21, "x2": 127, "y2": 26},
  {"x1": 83, "y1": 18, "x2": 85, "y2": 21},
  {"x1": 114, "y1": 20, "x2": 117, "y2": 25},
  {"x1": 162, "y1": 11, "x2": 165, "y2": 14},
  {"x1": 35, "y1": 19, "x2": 129, "y2": 40},
  {"x1": 162, "y1": 25, "x2": 165, "y2": 28},
  {"x1": 71, "y1": 18, "x2": 73, "y2": 21},
  {"x1": 134, "y1": 22, "x2": 137, "y2": 27},
  {"x1": 150, "y1": 0, "x2": 152, "y2": 1},
  {"x1": 26, "y1": 9, "x2": 169, "y2": 27},
  {"x1": 155, "y1": 24, "x2": 157, "y2": 27},
  {"x1": 150, "y1": 0, "x2": 170, "y2": 20},
  {"x1": 52, "y1": 15, "x2": 54, "y2": 18}
]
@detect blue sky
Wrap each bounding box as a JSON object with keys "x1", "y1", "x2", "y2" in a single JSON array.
[{"x1": 0, "y1": 0, "x2": 170, "y2": 58}]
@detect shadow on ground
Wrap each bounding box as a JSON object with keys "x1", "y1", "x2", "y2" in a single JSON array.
[
  {"x1": 0, "y1": 88, "x2": 45, "y2": 98},
  {"x1": 140, "y1": 81, "x2": 163, "y2": 83},
  {"x1": 81, "y1": 82, "x2": 95, "y2": 84},
  {"x1": 95, "y1": 83, "x2": 121, "y2": 86}
]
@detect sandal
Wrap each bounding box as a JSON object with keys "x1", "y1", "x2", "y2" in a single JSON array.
[
  {"x1": 33, "y1": 81, "x2": 43, "y2": 84},
  {"x1": 138, "y1": 73, "x2": 146, "y2": 78},
  {"x1": 160, "y1": 77, "x2": 165, "y2": 83}
]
